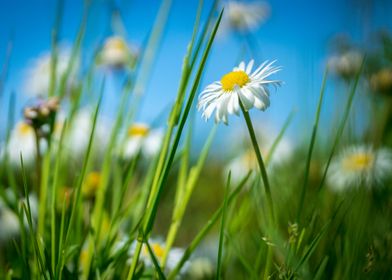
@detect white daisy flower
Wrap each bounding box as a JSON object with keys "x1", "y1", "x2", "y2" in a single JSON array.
[
  {"x1": 198, "y1": 60, "x2": 281, "y2": 124},
  {"x1": 122, "y1": 123, "x2": 163, "y2": 159},
  {"x1": 327, "y1": 145, "x2": 392, "y2": 192},
  {"x1": 133, "y1": 239, "x2": 186, "y2": 273},
  {"x1": 99, "y1": 36, "x2": 138, "y2": 69},
  {"x1": 327, "y1": 50, "x2": 363, "y2": 80},
  {"x1": 221, "y1": 1, "x2": 270, "y2": 34},
  {"x1": 0, "y1": 206, "x2": 20, "y2": 242},
  {"x1": 186, "y1": 257, "x2": 214, "y2": 279},
  {"x1": 66, "y1": 109, "x2": 109, "y2": 157},
  {"x1": 23, "y1": 47, "x2": 78, "y2": 97},
  {"x1": 0, "y1": 192, "x2": 39, "y2": 242},
  {"x1": 225, "y1": 142, "x2": 291, "y2": 184},
  {"x1": 224, "y1": 125, "x2": 293, "y2": 183},
  {"x1": 20, "y1": 193, "x2": 39, "y2": 222},
  {"x1": 2, "y1": 122, "x2": 42, "y2": 167}
]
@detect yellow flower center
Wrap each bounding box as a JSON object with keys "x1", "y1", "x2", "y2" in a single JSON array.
[
  {"x1": 343, "y1": 153, "x2": 374, "y2": 171},
  {"x1": 128, "y1": 124, "x2": 150, "y2": 137},
  {"x1": 142, "y1": 242, "x2": 165, "y2": 259},
  {"x1": 80, "y1": 249, "x2": 88, "y2": 267},
  {"x1": 221, "y1": 70, "x2": 249, "y2": 92},
  {"x1": 106, "y1": 37, "x2": 128, "y2": 52},
  {"x1": 18, "y1": 123, "x2": 33, "y2": 136},
  {"x1": 152, "y1": 243, "x2": 165, "y2": 258},
  {"x1": 242, "y1": 149, "x2": 268, "y2": 169},
  {"x1": 83, "y1": 172, "x2": 101, "y2": 197}
]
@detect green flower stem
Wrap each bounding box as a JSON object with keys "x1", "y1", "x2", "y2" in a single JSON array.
[{"x1": 239, "y1": 102, "x2": 275, "y2": 224}]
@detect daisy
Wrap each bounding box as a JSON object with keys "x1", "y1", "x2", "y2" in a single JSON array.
[
  {"x1": 198, "y1": 60, "x2": 281, "y2": 124},
  {"x1": 122, "y1": 123, "x2": 163, "y2": 159},
  {"x1": 23, "y1": 47, "x2": 78, "y2": 97},
  {"x1": 370, "y1": 68, "x2": 392, "y2": 95},
  {"x1": 186, "y1": 257, "x2": 214, "y2": 279},
  {"x1": 327, "y1": 50, "x2": 363, "y2": 80},
  {"x1": 133, "y1": 238, "x2": 186, "y2": 273},
  {"x1": 20, "y1": 193, "x2": 39, "y2": 222},
  {"x1": 82, "y1": 171, "x2": 101, "y2": 198},
  {"x1": 0, "y1": 199, "x2": 20, "y2": 243},
  {"x1": 99, "y1": 36, "x2": 138, "y2": 69},
  {"x1": 2, "y1": 121, "x2": 41, "y2": 167},
  {"x1": 66, "y1": 108, "x2": 109, "y2": 157},
  {"x1": 225, "y1": 135, "x2": 292, "y2": 184},
  {"x1": 327, "y1": 145, "x2": 392, "y2": 192},
  {"x1": 222, "y1": 1, "x2": 270, "y2": 34}
]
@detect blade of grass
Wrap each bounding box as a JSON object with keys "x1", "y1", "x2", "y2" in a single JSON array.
[
  {"x1": 162, "y1": 125, "x2": 216, "y2": 268},
  {"x1": 20, "y1": 154, "x2": 50, "y2": 279},
  {"x1": 317, "y1": 60, "x2": 364, "y2": 192},
  {"x1": 145, "y1": 239, "x2": 167, "y2": 280},
  {"x1": 0, "y1": 34, "x2": 13, "y2": 98},
  {"x1": 265, "y1": 109, "x2": 296, "y2": 166},
  {"x1": 143, "y1": 7, "x2": 224, "y2": 238},
  {"x1": 48, "y1": 0, "x2": 64, "y2": 97},
  {"x1": 127, "y1": 9, "x2": 223, "y2": 280},
  {"x1": 59, "y1": 96, "x2": 101, "y2": 277},
  {"x1": 216, "y1": 172, "x2": 231, "y2": 280},
  {"x1": 50, "y1": 120, "x2": 68, "y2": 276},
  {"x1": 296, "y1": 69, "x2": 328, "y2": 223},
  {"x1": 133, "y1": 0, "x2": 172, "y2": 96}
]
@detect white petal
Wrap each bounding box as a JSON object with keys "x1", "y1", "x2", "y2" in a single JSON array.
[{"x1": 246, "y1": 60, "x2": 254, "y2": 74}]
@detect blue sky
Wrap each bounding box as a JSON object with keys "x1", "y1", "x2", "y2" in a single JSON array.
[{"x1": 0, "y1": 0, "x2": 391, "y2": 147}]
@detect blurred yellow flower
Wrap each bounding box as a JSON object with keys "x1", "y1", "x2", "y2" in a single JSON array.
[
  {"x1": 370, "y1": 68, "x2": 392, "y2": 95},
  {"x1": 82, "y1": 171, "x2": 101, "y2": 198},
  {"x1": 57, "y1": 186, "x2": 73, "y2": 210},
  {"x1": 136, "y1": 239, "x2": 185, "y2": 273},
  {"x1": 99, "y1": 36, "x2": 137, "y2": 68},
  {"x1": 128, "y1": 123, "x2": 150, "y2": 137},
  {"x1": 122, "y1": 123, "x2": 163, "y2": 159}
]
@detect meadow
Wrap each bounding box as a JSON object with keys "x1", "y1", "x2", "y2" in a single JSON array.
[{"x1": 0, "y1": 0, "x2": 392, "y2": 279}]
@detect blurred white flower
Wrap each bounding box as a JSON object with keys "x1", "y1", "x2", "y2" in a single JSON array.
[
  {"x1": 23, "y1": 47, "x2": 78, "y2": 97},
  {"x1": 122, "y1": 123, "x2": 163, "y2": 159},
  {"x1": 225, "y1": 127, "x2": 293, "y2": 183},
  {"x1": 0, "y1": 201, "x2": 20, "y2": 242},
  {"x1": 128, "y1": 238, "x2": 186, "y2": 274},
  {"x1": 0, "y1": 192, "x2": 39, "y2": 242},
  {"x1": 186, "y1": 257, "x2": 214, "y2": 279},
  {"x1": 2, "y1": 122, "x2": 40, "y2": 167},
  {"x1": 327, "y1": 50, "x2": 363, "y2": 80},
  {"x1": 20, "y1": 193, "x2": 39, "y2": 221},
  {"x1": 66, "y1": 109, "x2": 109, "y2": 157},
  {"x1": 327, "y1": 145, "x2": 392, "y2": 191},
  {"x1": 221, "y1": 1, "x2": 270, "y2": 35},
  {"x1": 99, "y1": 36, "x2": 138, "y2": 69},
  {"x1": 198, "y1": 60, "x2": 281, "y2": 124}
]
